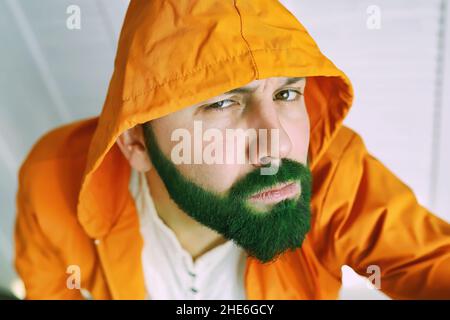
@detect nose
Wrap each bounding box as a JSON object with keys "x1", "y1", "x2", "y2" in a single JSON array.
[{"x1": 246, "y1": 101, "x2": 292, "y2": 168}]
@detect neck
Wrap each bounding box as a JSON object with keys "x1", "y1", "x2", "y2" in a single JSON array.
[{"x1": 145, "y1": 169, "x2": 227, "y2": 261}]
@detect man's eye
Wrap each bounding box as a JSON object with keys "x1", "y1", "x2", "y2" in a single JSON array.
[
  {"x1": 274, "y1": 89, "x2": 302, "y2": 101},
  {"x1": 204, "y1": 99, "x2": 237, "y2": 111}
]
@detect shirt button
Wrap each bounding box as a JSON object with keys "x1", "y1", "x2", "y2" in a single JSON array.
[
  {"x1": 188, "y1": 271, "x2": 196, "y2": 277},
  {"x1": 190, "y1": 288, "x2": 198, "y2": 294},
  {"x1": 94, "y1": 239, "x2": 101, "y2": 245}
]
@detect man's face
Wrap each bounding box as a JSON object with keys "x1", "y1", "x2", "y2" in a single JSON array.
[
  {"x1": 140, "y1": 77, "x2": 312, "y2": 263},
  {"x1": 149, "y1": 77, "x2": 310, "y2": 197}
]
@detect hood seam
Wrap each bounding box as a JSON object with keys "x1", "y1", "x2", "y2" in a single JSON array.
[{"x1": 233, "y1": 0, "x2": 260, "y2": 79}]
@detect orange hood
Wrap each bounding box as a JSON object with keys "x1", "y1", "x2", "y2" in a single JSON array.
[{"x1": 78, "y1": 0, "x2": 353, "y2": 238}]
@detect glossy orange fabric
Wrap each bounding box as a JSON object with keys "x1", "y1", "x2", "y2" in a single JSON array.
[{"x1": 15, "y1": 0, "x2": 450, "y2": 299}]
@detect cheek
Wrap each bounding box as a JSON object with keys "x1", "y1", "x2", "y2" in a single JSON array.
[
  {"x1": 150, "y1": 114, "x2": 197, "y2": 163},
  {"x1": 282, "y1": 113, "x2": 310, "y2": 164},
  {"x1": 150, "y1": 119, "x2": 245, "y2": 193},
  {"x1": 173, "y1": 124, "x2": 253, "y2": 193}
]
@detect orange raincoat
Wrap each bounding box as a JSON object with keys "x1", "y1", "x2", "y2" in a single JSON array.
[{"x1": 15, "y1": 0, "x2": 450, "y2": 299}]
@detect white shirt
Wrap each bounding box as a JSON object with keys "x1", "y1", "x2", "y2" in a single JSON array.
[{"x1": 129, "y1": 169, "x2": 248, "y2": 300}]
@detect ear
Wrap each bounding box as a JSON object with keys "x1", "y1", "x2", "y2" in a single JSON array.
[{"x1": 116, "y1": 125, "x2": 152, "y2": 172}]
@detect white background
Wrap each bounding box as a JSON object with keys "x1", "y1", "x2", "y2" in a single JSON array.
[{"x1": 0, "y1": 0, "x2": 449, "y2": 299}]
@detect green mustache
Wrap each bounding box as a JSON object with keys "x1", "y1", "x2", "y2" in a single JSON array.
[{"x1": 228, "y1": 158, "x2": 309, "y2": 201}]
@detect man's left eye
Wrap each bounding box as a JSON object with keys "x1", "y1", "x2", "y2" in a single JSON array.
[{"x1": 274, "y1": 89, "x2": 302, "y2": 101}]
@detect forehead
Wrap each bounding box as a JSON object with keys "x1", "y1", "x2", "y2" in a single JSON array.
[
  {"x1": 223, "y1": 76, "x2": 305, "y2": 95},
  {"x1": 241, "y1": 76, "x2": 305, "y2": 89}
]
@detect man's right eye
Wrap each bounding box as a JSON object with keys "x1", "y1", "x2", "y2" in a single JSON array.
[{"x1": 204, "y1": 99, "x2": 238, "y2": 111}]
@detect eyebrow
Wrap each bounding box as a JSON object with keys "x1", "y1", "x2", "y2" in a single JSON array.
[{"x1": 223, "y1": 77, "x2": 305, "y2": 95}]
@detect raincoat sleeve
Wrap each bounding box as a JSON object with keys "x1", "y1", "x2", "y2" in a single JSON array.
[
  {"x1": 14, "y1": 173, "x2": 84, "y2": 300},
  {"x1": 318, "y1": 128, "x2": 450, "y2": 299}
]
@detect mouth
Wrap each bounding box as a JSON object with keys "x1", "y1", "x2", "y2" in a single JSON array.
[{"x1": 248, "y1": 181, "x2": 301, "y2": 205}]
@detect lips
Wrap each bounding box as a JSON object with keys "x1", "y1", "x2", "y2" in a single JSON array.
[{"x1": 248, "y1": 182, "x2": 300, "y2": 205}]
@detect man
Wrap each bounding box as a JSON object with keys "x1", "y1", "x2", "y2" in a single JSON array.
[{"x1": 15, "y1": 0, "x2": 450, "y2": 299}]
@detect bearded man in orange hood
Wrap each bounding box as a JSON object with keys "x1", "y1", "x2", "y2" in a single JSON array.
[{"x1": 15, "y1": 0, "x2": 450, "y2": 299}]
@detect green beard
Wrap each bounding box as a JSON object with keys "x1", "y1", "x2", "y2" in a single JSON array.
[{"x1": 142, "y1": 124, "x2": 312, "y2": 263}]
